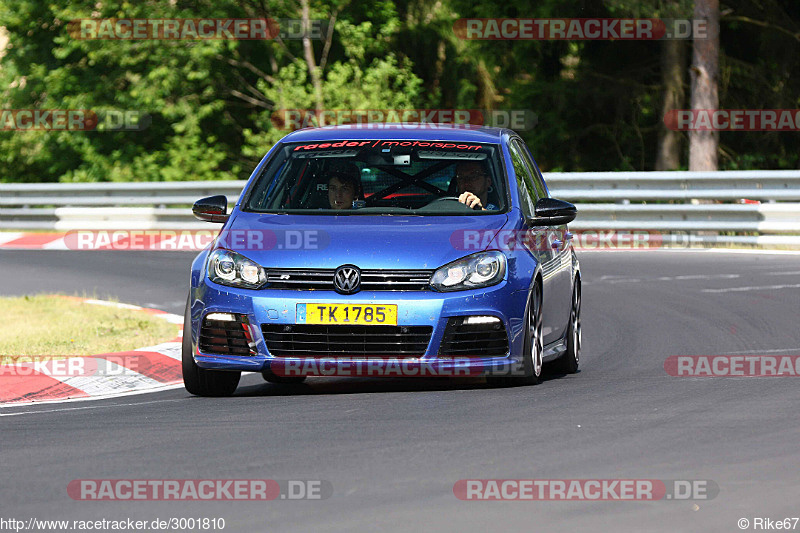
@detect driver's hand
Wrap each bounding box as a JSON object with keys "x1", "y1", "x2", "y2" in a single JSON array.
[{"x1": 458, "y1": 192, "x2": 483, "y2": 210}]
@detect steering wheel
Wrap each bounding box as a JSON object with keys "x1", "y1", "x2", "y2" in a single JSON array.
[{"x1": 425, "y1": 196, "x2": 482, "y2": 210}]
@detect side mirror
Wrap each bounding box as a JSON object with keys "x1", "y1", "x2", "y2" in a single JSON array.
[
  {"x1": 528, "y1": 197, "x2": 577, "y2": 226},
  {"x1": 192, "y1": 195, "x2": 229, "y2": 223}
]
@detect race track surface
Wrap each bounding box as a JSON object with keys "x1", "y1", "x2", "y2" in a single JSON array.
[{"x1": 2, "y1": 250, "x2": 799, "y2": 532}]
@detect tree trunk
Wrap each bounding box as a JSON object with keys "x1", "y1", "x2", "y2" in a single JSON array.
[
  {"x1": 300, "y1": 0, "x2": 324, "y2": 125},
  {"x1": 656, "y1": 39, "x2": 686, "y2": 170},
  {"x1": 689, "y1": 0, "x2": 720, "y2": 171}
]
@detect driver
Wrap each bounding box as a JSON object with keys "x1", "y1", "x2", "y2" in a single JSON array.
[
  {"x1": 455, "y1": 161, "x2": 496, "y2": 210},
  {"x1": 327, "y1": 162, "x2": 363, "y2": 210}
]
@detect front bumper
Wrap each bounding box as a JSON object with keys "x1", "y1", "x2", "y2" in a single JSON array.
[{"x1": 190, "y1": 280, "x2": 529, "y2": 376}]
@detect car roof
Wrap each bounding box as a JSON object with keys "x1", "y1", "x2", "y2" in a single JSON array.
[{"x1": 280, "y1": 123, "x2": 511, "y2": 144}]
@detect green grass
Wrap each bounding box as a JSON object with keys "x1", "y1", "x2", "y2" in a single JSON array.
[{"x1": 0, "y1": 294, "x2": 180, "y2": 359}]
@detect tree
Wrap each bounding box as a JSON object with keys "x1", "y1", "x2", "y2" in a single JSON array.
[
  {"x1": 689, "y1": 0, "x2": 719, "y2": 170},
  {"x1": 655, "y1": 38, "x2": 686, "y2": 169},
  {"x1": 0, "y1": 0, "x2": 423, "y2": 182},
  {"x1": 2, "y1": 0, "x2": 799, "y2": 181}
]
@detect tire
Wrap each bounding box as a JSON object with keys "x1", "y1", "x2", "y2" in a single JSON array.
[
  {"x1": 182, "y1": 297, "x2": 241, "y2": 397},
  {"x1": 551, "y1": 279, "x2": 580, "y2": 374},
  {"x1": 488, "y1": 284, "x2": 542, "y2": 387},
  {"x1": 262, "y1": 370, "x2": 307, "y2": 384}
]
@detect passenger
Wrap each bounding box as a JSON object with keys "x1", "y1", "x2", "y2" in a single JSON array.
[
  {"x1": 455, "y1": 161, "x2": 497, "y2": 210},
  {"x1": 327, "y1": 163, "x2": 363, "y2": 210}
]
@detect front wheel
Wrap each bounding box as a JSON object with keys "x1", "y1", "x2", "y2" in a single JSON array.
[
  {"x1": 488, "y1": 285, "x2": 542, "y2": 387},
  {"x1": 182, "y1": 297, "x2": 241, "y2": 397}
]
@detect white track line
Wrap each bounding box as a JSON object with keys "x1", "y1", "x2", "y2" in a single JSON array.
[
  {"x1": 0, "y1": 233, "x2": 24, "y2": 245},
  {"x1": 702, "y1": 283, "x2": 800, "y2": 293},
  {"x1": 135, "y1": 342, "x2": 182, "y2": 361},
  {"x1": 0, "y1": 397, "x2": 187, "y2": 417},
  {"x1": 721, "y1": 347, "x2": 800, "y2": 355},
  {"x1": 0, "y1": 383, "x2": 187, "y2": 412},
  {"x1": 42, "y1": 236, "x2": 68, "y2": 250},
  {"x1": 51, "y1": 359, "x2": 165, "y2": 396}
]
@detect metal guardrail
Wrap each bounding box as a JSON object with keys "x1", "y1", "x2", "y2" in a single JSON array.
[
  {"x1": 546, "y1": 170, "x2": 800, "y2": 201},
  {"x1": 1, "y1": 172, "x2": 799, "y2": 246},
  {"x1": 570, "y1": 203, "x2": 800, "y2": 233},
  {"x1": 0, "y1": 181, "x2": 246, "y2": 207},
  {"x1": 3, "y1": 170, "x2": 800, "y2": 206}
]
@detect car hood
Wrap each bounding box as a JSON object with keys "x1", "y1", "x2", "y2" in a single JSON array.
[{"x1": 219, "y1": 213, "x2": 511, "y2": 270}]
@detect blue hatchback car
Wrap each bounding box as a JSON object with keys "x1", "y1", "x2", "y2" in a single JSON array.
[{"x1": 183, "y1": 124, "x2": 581, "y2": 396}]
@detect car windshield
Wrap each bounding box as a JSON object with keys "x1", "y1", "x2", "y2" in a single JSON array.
[{"x1": 243, "y1": 140, "x2": 506, "y2": 215}]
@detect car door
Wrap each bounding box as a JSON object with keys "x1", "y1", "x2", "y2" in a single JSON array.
[
  {"x1": 508, "y1": 139, "x2": 563, "y2": 345},
  {"x1": 514, "y1": 138, "x2": 573, "y2": 340}
]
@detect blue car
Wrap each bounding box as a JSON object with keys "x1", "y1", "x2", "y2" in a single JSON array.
[{"x1": 183, "y1": 124, "x2": 581, "y2": 396}]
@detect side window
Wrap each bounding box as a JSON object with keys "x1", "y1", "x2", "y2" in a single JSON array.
[
  {"x1": 531, "y1": 165, "x2": 547, "y2": 200},
  {"x1": 513, "y1": 139, "x2": 547, "y2": 200},
  {"x1": 508, "y1": 141, "x2": 536, "y2": 217}
]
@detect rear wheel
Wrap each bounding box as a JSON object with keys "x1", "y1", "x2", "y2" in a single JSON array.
[
  {"x1": 182, "y1": 297, "x2": 241, "y2": 397},
  {"x1": 552, "y1": 280, "x2": 580, "y2": 374},
  {"x1": 488, "y1": 284, "x2": 542, "y2": 387}
]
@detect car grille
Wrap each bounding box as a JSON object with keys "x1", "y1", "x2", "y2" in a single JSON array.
[
  {"x1": 199, "y1": 314, "x2": 255, "y2": 356},
  {"x1": 438, "y1": 317, "x2": 509, "y2": 357},
  {"x1": 263, "y1": 269, "x2": 433, "y2": 291},
  {"x1": 262, "y1": 324, "x2": 433, "y2": 357}
]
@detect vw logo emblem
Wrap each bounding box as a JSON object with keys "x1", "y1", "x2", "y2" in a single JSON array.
[{"x1": 333, "y1": 265, "x2": 361, "y2": 294}]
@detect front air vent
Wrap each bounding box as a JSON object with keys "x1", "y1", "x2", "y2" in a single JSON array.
[
  {"x1": 199, "y1": 313, "x2": 256, "y2": 356},
  {"x1": 438, "y1": 316, "x2": 509, "y2": 357}
]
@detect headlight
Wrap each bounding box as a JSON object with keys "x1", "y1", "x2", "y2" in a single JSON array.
[
  {"x1": 430, "y1": 251, "x2": 506, "y2": 292},
  {"x1": 207, "y1": 249, "x2": 266, "y2": 289}
]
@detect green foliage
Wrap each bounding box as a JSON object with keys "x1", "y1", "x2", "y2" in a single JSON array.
[{"x1": 0, "y1": 0, "x2": 799, "y2": 181}]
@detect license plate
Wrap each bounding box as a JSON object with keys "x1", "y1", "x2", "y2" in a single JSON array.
[{"x1": 298, "y1": 304, "x2": 398, "y2": 325}]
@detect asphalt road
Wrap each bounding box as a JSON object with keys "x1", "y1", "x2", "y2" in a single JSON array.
[{"x1": 2, "y1": 250, "x2": 799, "y2": 532}]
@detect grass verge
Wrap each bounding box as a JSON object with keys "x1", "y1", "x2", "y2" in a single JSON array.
[{"x1": 0, "y1": 294, "x2": 179, "y2": 360}]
